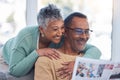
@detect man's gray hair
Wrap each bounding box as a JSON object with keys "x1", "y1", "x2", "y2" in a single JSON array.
[{"x1": 37, "y1": 4, "x2": 63, "y2": 28}]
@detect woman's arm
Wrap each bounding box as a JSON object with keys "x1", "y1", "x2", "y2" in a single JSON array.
[
  {"x1": 9, "y1": 48, "x2": 38, "y2": 77},
  {"x1": 83, "y1": 44, "x2": 101, "y2": 59}
]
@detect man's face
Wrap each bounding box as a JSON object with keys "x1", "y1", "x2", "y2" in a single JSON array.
[{"x1": 66, "y1": 17, "x2": 90, "y2": 52}]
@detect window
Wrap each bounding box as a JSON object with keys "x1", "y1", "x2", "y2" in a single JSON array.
[
  {"x1": 37, "y1": 0, "x2": 113, "y2": 60},
  {"x1": 0, "y1": 0, "x2": 113, "y2": 60},
  {"x1": 0, "y1": 0, "x2": 26, "y2": 46}
]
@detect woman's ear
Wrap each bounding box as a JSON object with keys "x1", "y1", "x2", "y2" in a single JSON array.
[
  {"x1": 39, "y1": 26, "x2": 45, "y2": 37},
  {"x1": 39, "y1": 26, "x2": 42, "y2": 31},
  {"x1": 39, "y1": 26, "x2": 44, "y2": 32}
]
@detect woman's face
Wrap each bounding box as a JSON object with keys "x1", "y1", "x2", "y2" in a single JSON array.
[{"x1": 41, "y1": 19, "x2": 64, "y2": 44}]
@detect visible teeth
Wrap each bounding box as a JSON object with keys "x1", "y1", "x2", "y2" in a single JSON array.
[{"x1": 55, "y1": 37, "x2": 60, "y2": 39}]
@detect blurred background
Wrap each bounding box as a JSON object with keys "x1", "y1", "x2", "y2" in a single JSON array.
[{"x1": 0, "y1": 0, "x2": 112, "y2": 60}]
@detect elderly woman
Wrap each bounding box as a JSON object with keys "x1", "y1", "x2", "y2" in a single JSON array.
[{"x1": 2, "y1": 4, "x2": 64, "y2": 77}]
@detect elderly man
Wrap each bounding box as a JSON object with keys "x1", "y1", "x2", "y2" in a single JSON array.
[{"x1": 34, "y1": 12, "x2": 101, "y2": 80}]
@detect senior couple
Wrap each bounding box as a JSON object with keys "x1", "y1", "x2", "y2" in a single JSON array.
[{"x1": 2, "y1": 4, "x2": 101, "y2": 80}]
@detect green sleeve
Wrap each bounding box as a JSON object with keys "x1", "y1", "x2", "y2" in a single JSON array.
[
  {"x1": 83, "y1": 44, "x2": 101, "y2": 59},
  {"x1": 6, "y1": 27, "x2": 39, "y2": 77},
  {"x1": 9, "y1": 49, "x2": 38, "y2": 77}
]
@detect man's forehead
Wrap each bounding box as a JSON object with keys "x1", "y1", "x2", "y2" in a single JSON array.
[{"x1": 71, "y1": 17, "x2": 89, "y2": 29}]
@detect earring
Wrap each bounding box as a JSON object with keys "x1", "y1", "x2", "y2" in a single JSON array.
[{"x1": 41, "y1": 33, "x2": 44, "y2": 37}]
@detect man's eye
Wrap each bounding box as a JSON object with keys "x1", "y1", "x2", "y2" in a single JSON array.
[
  {"x1": 76, "y1": 31, "x2": 83, "y2": 34},
  {"x1": 75, "y1": 30, "x2": 83, "y2": 33}
]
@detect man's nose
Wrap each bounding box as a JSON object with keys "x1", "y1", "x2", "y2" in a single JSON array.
[{"x1": 80, "y1": 33, "x2": 89, "y2": 39}]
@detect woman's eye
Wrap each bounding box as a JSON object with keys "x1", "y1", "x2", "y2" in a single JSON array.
[
  {"x1": 52, "y1": 28, "x2": 58, "y2": 31},
  {"x1": 61, "y1": 26, "x2": 64, "y2": 29}
]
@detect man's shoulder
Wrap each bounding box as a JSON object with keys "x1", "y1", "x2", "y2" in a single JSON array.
[{"x1": 36, "y1": 56, "x2": 52, "y2": 63}]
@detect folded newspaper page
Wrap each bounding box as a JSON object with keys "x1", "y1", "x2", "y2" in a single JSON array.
[{"x1": 71, "y1": 57, "x2": 120, "y2": 80}]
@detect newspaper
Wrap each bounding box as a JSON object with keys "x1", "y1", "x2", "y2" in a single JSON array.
[{"x1": 71, "y1": 57, "x2": 120, "y2": 80}]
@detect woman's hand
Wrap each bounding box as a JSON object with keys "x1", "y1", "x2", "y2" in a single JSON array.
[
  {"x1": 36, "y1": 48, "x2": 60, "y2": 59},
  {"x1": 56, "y1": 61, "x2": 75, "y2": 79}
]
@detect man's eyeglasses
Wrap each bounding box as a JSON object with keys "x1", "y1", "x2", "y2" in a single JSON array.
[{"x1": 66, "y1": 27, "x2": 93, "y2": 35}]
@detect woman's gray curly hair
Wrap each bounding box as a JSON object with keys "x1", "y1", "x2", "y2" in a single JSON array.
[{"x1": 37, "y1": 4, "x2": 63, "y2": 28}]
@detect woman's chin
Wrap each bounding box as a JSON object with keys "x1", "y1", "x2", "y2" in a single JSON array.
[{"x1": 52, "y1": 40, "x2": 61, "y2": 44}]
